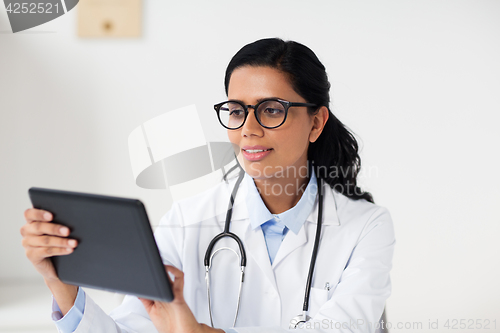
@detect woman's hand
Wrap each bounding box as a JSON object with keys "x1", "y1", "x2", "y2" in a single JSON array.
[
  {"x1": 139, "y1": 265, "x2": 224, "y2": 333},
  {"x1": 20, "y1": 208, "x2": 80, "y2": 315},
  {"x1": 20, "y1": 208, "x2": 78, "y2": 282}
]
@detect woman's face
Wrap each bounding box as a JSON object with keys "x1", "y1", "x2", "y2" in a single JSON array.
[{"x1": 227, "y1": 66, "x2": 318, "y2": 180}]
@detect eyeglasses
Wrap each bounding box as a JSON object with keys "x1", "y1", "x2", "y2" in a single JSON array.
[{"x1": 214, "y1": 98, "x2": 317, "y2": 130}]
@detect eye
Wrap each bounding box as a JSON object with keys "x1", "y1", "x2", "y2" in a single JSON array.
[
  {"x1": 229, "y1": 109, "x2": 245, "y2": 117},
  {"x1": 221, "y1": 102, "x2": 245, "y2": 117},
  {"x1": 258, "y1": 100, "x2": 286, "y2": 117},
  {"x1": 263, "y1": 107, "x2": 284, "y2": 115}
]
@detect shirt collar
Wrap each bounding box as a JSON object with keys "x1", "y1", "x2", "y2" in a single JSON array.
[{"x1": 245, "y1": 168, "x2": 318, "y2": 234}]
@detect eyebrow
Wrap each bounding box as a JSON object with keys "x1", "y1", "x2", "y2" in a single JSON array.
[{"x1": 228, "y1": 97, "x2": 283, "y2": 105}]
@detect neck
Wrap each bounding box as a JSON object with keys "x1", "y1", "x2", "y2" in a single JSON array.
[{"x1": 253, "y1": 171, "x2": 310, "y2": 215}]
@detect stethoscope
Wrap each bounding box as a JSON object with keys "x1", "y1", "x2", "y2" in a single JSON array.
[{"x1": 204, "y1": 169, "x2": 324, "y2": 329}]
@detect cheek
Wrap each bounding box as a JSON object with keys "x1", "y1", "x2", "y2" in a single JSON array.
[
  {"x1": 227, "y1": 131, "x2": 241, "y2": 156},
  {"x1": 280, "y1": 134, "x2": 309, "y2": 156},
  {"x1": 227, "y1": 130, "x2": 239, "y2": 144},
  {"x1": 277, "y1": 121, "x2": 311, "y2": 153}
]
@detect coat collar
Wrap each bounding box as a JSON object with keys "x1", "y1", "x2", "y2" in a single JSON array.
[
  {"x1": 305, "y1": 182, "x2": 340, "y2": 226},
  {"x1": 226, "y1": 175, "x2": 340, "y2": 227},
  {"x1": 244, "y1": 169, "x2": 320, "y2": 234}
]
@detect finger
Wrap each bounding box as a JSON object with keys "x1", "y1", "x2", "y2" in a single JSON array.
[
  {"x1": 165, "y1": 265, "x2": 185, "y2": 300},
  {"x1": 23, "y1": 221, "x2": 70, "y2": 237},
  {"x1": 24, "y1": 208, "x2": 53, "y2": 222},
  {"x1": 166, "y1": 265, "x2": 184, "y2": 280},
  {"x1": 23, "y1": 234, "x2": 78, "y2": 249},
  {"x1": 28, "y1": 246, "x2": 74, "y2": 259}
]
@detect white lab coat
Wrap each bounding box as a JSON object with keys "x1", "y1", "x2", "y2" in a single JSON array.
[{"x1": 70, "y1": 175, "x2": 395, "y2": 333}]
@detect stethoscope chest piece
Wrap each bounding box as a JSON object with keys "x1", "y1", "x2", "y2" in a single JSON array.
[{"x1": 289, "y1": 313, "x2": 312, "y2": 329}]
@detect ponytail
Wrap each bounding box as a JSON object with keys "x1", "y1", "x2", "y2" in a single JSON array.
[{"x1": 309, "y1": 109, "x2": 373, "y2": 203}]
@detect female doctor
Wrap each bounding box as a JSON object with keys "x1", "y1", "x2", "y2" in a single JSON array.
[{"x1": 20, "y1": 38, "x2": 395, "y2": 333}]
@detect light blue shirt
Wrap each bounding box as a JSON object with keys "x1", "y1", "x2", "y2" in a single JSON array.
[
  {"x1": 52, "y1": 169, "x2": 318, "y2": 332},
  {"x1": 51, "y1": 286, "x2": 85, "y2": 333}
]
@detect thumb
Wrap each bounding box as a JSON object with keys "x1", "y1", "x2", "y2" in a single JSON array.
[
  {"x1": 138, "y1": 297, "x2": 154, "y2": 312},
  {"x1": 165, "y1": 265, "x2": 185, "y2": 302}
]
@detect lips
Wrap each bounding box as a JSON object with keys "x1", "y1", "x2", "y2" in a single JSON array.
[
  {"x1": 242, "y1": 145, "x2": 271, "y2": 151},
  {"x1": 241, "y1": 146, "x2": 273, "y2": 161},
  {"x1": 243, "y1": 148, "x2": 272, "y2": 153}
]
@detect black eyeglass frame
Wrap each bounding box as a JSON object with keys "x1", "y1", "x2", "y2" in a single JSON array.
[{"x1": 214, "y1": 98, "x2": 318, "y2": 130}]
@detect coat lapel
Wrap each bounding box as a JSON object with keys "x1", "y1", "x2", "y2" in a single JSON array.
[
  {"x1": 272, "y1": 182, "x2": 340, "y2": 267},
  {"x1": 243, "y1": 222, "x2": 278, "y2": 293},
  {"x1": 271, "y1": 223, "x2": 308, "y2": 267}
]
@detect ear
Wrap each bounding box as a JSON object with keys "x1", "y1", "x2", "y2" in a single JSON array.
[{"x1": 309, "y1": 106, "x2": 329, "y2": 143}]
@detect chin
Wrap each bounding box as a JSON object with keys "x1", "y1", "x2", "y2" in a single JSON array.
[{"x1": 241, "y1": 162, "x2": 278, "y2": 179}]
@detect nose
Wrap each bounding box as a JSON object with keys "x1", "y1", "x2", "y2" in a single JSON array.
[{"x1": 241, "y1": 108, "x2": 264, "y2": 137}]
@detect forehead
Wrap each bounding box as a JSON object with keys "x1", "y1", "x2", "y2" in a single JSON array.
[{"x1": 227, "y1": 66, "x2": 303, "y2": 102}]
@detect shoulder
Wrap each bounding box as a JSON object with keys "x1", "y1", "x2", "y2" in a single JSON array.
[
  {"x1": 332, "y1": 188, "x2": 395, "y2": 243},
  {"x1": 334, "y1": 189, "x2": 391, "y2": 222}
]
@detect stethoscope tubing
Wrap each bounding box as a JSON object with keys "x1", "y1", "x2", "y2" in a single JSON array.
[{"x1": 302, "y1": 176, "x2": 324, "y2": 312}]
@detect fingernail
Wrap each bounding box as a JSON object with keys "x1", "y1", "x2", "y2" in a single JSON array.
[
  {"x1": 60, "y1": 227, "x2": 69, "y2": 236},
  {"x1": 66, "y1": 247, "x2": 73, "y2": 252},
  {"x1": 68, "y1": 239, "x2": 77, "y2": 247},
  {"x1": 44, "y1": 212, "x2": 52, "y2": 220}
]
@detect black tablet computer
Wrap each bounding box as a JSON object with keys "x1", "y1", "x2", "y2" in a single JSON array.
[{"x1": 28, "y1": 187, "x2": 173, "y2": 302}]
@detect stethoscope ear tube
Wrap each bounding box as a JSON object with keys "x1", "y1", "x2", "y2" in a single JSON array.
[
  {"x1": 301, "y1": 177, "x2": 324, "y2": 314},
  {"x1": 205, "y1": 249, "x2": 245, "y2": 328},
  {"x1": 289, "y1": 176, "x2": 325, "y2": 329}
]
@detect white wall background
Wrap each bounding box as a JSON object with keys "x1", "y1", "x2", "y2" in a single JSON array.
[{"x1": 1, "y1": 0, "x2": 499, "y2": 332}]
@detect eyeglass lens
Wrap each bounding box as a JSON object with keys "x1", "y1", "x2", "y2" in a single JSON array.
[{"x1": 218, "y1": 100, "x2": 286, "y2": 129}]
